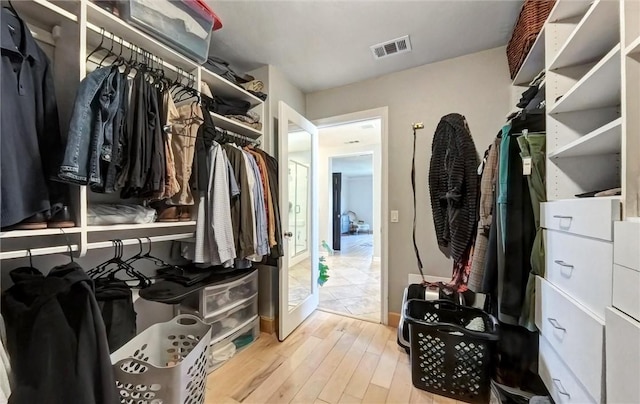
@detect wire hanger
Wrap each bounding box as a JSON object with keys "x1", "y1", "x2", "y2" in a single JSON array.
[{"x1": 26, "y1": 249, "x2": 33, "y2": 268}]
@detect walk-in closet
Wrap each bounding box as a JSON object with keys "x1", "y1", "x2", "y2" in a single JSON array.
[{"x1": 0, "y1": 1, "x2": 638, "y2": 403}]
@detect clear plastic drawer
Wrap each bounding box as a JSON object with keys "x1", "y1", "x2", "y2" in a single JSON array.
[
  {"x1": 182, "y1": 269, "x2": 258, "y2": 318},
  {"x1": 207, "y1": 316, "x2": 260, "y2": 372}
]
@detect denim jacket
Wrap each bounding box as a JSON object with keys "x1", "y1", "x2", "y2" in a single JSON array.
[{"x1": 59, "y1": 66, "x2": 121, "y2": 185}]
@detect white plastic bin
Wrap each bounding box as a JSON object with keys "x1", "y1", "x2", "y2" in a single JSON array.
[{"x1": 110, "y1": 314, "x2": 211, "y2": 404}]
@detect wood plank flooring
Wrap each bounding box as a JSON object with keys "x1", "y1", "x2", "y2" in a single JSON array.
[{"x1": 205, "y1": 311, "x2": 465, "y2": 404}]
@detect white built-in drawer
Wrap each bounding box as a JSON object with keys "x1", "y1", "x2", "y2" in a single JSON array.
[
  {"x1": 606, "y1": 308, "x2": 640, "y2": 404},
  {"x1": 613, "y1": 264, "x2": 640, "y2": 322},
  {"x1": 538, "y1": 335, "x2": 595, "y2": 404},
  {"x1": 541, "y1": 199, "x2": 620, "y2": 241},
  {"x1": 545, "y1": 230, "x2": 612, "y2": 319},
  {"x1": 535, "y1": 277, "x2": 604, "y2": 401},
  {"x1": 614, "y1": 221, "x2": 640, "y2": 270}
]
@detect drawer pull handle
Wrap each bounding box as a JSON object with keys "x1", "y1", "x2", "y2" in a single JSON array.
[
  {"x1": 554, "y1": 260, "x2": 574, "y2": 268},
  {"x1": 547, "y1": 318, "x2": 566, "y2": 332},
  {"x1": 554, "y1": 260, "x2": 575, "y2": 278},
  {"x1": 553, "y1": 215, "x2": 573, "y2": 230},
  {"x1": 552, "y1": 378, "x2": 571, "y2": 398}
]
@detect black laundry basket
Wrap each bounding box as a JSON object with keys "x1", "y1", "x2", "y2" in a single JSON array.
[{"x1": 405, "y1": 299, "x2": 499, "y2": 403}]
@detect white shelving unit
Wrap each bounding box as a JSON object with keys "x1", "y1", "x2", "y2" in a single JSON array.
[
  {"x1": 512, "y1": 27, "x2": 546, "y2": 86},
  {"x1": 549, "y1": 45, "x2": 621, "y2": 114},
  {"x1": 548, "y1": 118, "x2": 622, "y2": 159},
  {"x1": 545, "y1": 0, "x2": 624, "y2": 201},
  {"x1": 549, "y1": 0, "x2": 620, "y2": 70},
  {"x1": 1, "y1": 0, "x2": 265, "y2": 260},
  {"x1": 622, "y1": 0, "x2": 640, "y2": 218}
]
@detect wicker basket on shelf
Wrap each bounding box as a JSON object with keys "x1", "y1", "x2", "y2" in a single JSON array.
[{"x1": 506, "y1": 0, "x2": 556, "y2": 79}]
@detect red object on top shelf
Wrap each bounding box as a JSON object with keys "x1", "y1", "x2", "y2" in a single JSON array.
[{"x1": 185, "y1": 0, "x2": 223, "y2": 31}]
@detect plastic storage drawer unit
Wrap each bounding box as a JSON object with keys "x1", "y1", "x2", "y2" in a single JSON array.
[
  {"x1": 181, "y1": 294, "x2": 258, "y2": 343},
  {"x1": 208, "y1": 316, "x2": 260, "y2": 372},
  {"x1": 182, "y1": 269, "x2": 258, "y2": 318},
  {"x1": 120, "y1": 0, "x2": 220, "y2": 63}
]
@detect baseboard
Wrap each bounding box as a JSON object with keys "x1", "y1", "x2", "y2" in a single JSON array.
[
  {"x1": 388, "y1": 312, "x2": 401, "y2": 328},
  {"x1": 260, "y1": 316, "x2": 276, "y2": 334}
]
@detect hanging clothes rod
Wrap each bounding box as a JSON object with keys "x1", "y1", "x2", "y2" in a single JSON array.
[
  {"x1": 0, "y1": 233, "x2": 193, "y2": 260},
  {"x1": 86, "y1": 233, "x2": 194, "y2": 250},
  {"x1": 86, "y1": 22, "x2": 193, "y2": 80},
  {"x1": 0, "y1": 244, "x2": 79, "y2": 261},
  {"x1": 216, "y1": 129, "x2": 261, "y2": 146}
]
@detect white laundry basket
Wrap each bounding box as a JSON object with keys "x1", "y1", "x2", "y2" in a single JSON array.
[{"x1": 110, "y1": 314, "x2": 212, "y2": 404}]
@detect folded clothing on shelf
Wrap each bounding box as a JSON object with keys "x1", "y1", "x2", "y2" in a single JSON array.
[
  {"x1": 204, "y1": 56, "x2": 254, "y2": 87},
  {"x1": 87, "y1": 204, "x2": 156, "y2": 225}
]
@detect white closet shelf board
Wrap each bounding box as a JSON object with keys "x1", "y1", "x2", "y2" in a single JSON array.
[
  {"x1": 512, "y1": 27, "x2": 546, "y2": 86},
  {"x1": 201, "y1": 68, "x2": 263, "y2": 108},
  {"x1": 0, "y1": 227, "x2": 82, "y2": 239},
  {"x1": 13, "y1": 0, "x2": 77, "y2": 30},
  {"x1": 85, "y1": 2, "x2": 198, "y2": 71},
  {"x1": 547, "y1": 0, "x2": 592, "y2": 22},
  {"x1": 627, "y1": 35, "x2": 640, "y2": 56},
  {"x1": 549, "y1": 0, "x2": 620, "y2": 70},
  {"x1": 88, "y1": 221, "x2": 196, "y2": 232},
  {"x1": 210, "y1": 113, "x2": 263, "y2": 139},
  {"x1": 549, "y1": 118, "x2": 622, "y2": 159},
  {"x1": 550, "y1": 45, "x2": 621, "y2": 114}
]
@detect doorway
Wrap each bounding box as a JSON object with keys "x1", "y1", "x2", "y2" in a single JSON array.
[{"x1": 316, "y1": 118, "x2": 383, "y2": 323}]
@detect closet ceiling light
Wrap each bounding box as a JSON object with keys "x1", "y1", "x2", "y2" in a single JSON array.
[{"x1": 370, "y1": 35, "x2": 412, "y2": 59}]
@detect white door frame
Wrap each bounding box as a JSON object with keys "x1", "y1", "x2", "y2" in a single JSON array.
[{"x1": 314, "y1": 107, "x2": 389, "y2": 325}]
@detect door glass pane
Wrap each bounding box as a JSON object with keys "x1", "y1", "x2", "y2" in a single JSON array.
[{"x1": 287, "y1": 121, "x2": 312, "y2": 311}]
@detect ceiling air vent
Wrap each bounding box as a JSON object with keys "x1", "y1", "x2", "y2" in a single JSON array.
[{"x1": 371, "y1": 35, "x2": 412, "y2": 59}]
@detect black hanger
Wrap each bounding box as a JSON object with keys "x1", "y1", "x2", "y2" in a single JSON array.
[
  {"x1": 60, "y1": 228, "x2": 74, "y2": 263},
  {"x1": 87, "y1": 28, "x2": 107, "y2": 62},
  {"x1": 26, "y1": 249, "x2": 33, "y2": 268},
  {"x1": 3, "y1": 0, "x2": 18, "y2": 17},
  {"x1": 98, "y1": 32, "x2": 117, "y2": 67}
]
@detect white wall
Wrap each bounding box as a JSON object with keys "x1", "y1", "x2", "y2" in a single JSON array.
[
  {"x1": 344, "y1": 175, "x2": 374, "y2": 228},
  {"x1": 306, "y1": 46, "x2": 512, "y2": 313}
]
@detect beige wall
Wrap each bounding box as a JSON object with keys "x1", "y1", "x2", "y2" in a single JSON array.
[
  {"x1": 250, "y1": 65, "x2": 307, "y2": 321},
  {"x1": 306, "y1": 46, "x2": 512, "y2": 312}
]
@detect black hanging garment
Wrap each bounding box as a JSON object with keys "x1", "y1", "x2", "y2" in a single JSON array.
[
  {"x1": 0, "y1": 8, "x2": 66, "y2": 227},
  {"x1": 94, "y1": 279, "x2": 137, "y2": 353},
  {"x1": 1, "y1": 264, "x2": 118, "y2": 404},
  {"x1": 428, "y1": 113, "x2": 480, "y2": 263}
]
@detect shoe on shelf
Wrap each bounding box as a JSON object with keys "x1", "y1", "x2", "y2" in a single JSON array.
[
  {"x1": 178, "y1": 206, "x2": 192, "y2": 222},
  {"x1": 2, "y1": 213, "x2": 48, "y2": 231},
  {"x1": 156, "y1": 206, "x2": 180, "y2": 222},
  {"x1": 48, "y1": 206, "x2": 75, "y2": 228}
]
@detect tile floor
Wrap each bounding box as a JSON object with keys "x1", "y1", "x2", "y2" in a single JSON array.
[
  {"x1": 318, "y1": 234, "x2": 380, "y2": 322},
  {"x1": 286, "y1": 234, "x2": 380, "y2": 322}
]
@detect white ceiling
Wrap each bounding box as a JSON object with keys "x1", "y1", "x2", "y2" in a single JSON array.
[
  {"x1": 206, "y1": 1, "x2": 523, "y2": 93},
  {"x1": 319, "y1": 118, "x2": 381, "y2": 148},
  {"x1": 332, "y1": 154, "x2": 374, "y2": 177}
]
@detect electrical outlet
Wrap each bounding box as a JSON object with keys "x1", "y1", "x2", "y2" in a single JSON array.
[{"x1": 390, "y1": 210, "x2": 399, "y2": 223}]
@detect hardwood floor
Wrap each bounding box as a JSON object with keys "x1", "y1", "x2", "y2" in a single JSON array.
[{"x1": 205, "y1": 311, "x2": 463, "y2": 404}]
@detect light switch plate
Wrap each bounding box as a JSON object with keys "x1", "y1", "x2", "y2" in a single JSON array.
[{"x1": 390, "y1": 210, "x2": 399, "y2": 222}]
